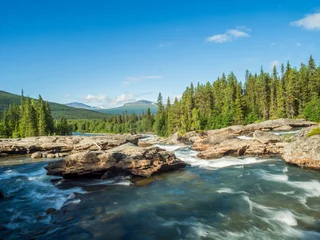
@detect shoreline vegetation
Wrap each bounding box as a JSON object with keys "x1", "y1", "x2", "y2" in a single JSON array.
[{"x1": 1, "y1": 119, "x2": 319, "y2": 172}]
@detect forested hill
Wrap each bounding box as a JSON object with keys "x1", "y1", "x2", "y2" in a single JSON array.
[
  {"x1": 72, "y1": 56, "x2": 320, "y2": 137},
  {"x1": 0, "y1": 90, "x2": 110, "y2": 120},
  {"x1": 154, "y1": 55, "x2": 320, "y2": 136}
]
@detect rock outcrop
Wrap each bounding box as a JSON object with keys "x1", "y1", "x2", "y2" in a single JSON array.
[
  {"x1": 166, "y1": 119, "x2": 315, "y2": 148},
  {"x1": 282, "y1": 129, "x2": 320, "y2": 170},
  {"x1": 0, "y1": 134, "x2": 140, "y2": 157},
  {"x1": 138, "y1": 135, "x2": 164, "y2": 147},
  {"x1": 45, "y1": 144, "x2": 186, "y2": 179},
  {"x1": 188, "y1": 120, "x2": 314, "y2": 159},
  {"x1": 253, "y1": 130, "x2": 281, "y2": 144}
]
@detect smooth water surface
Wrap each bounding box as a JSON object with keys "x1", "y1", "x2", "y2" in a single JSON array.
[{"x1": 0, "y1": 145, "x2": 319, "y2": 239}]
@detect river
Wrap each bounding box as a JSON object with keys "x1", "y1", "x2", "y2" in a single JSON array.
[{"x1": 0, "y1": 136, "x2": 319, "y2": 239}]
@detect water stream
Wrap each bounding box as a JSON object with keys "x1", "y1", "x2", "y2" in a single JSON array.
[{"x1": 0, "y1": 136, "x2": 319, "y2": 239}]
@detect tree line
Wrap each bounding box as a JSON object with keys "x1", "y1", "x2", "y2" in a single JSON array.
[
  {"x1": 152, "y1": 55, "x2": 320, "y2": 136},
  {"x1": 1, "y1": 56, "x2": 319, "y2": 138},
  {"x1": 70, "y1": 108, "x2": 154, "y2": 134},
  {"x1": 0, "y1": 92, "x2": 72, "y2": 138},
  {"x1": 71, "y1": 56, "x2": 320, "y2": 137}
]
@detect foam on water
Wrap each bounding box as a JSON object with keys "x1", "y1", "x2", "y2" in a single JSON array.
[
  {"x1": 175, "y1": 149, "x2": 270, "y2": 170},
  {"x1": 154, "y1": 144, "x2": 187, "y2": 152},
  {"x1": 272, "y1": 130, "x2": 300, "y2": 136},
  {"x1": 259, "y1": 170, "x2": 320, "y2": 203},
  {"x1": 243, "y1": 196, "x2": 298, "y2": 227},
  {"x1": 0, "y1": 162, "x2": 87, "y2": 230},
  {"x1": 216, "y1": 188, "x2": 248, "y2": 195}
]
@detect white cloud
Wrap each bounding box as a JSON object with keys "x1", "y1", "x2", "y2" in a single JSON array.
[
  {"x1": 296, "y1": 42, "x2": 301, "y2": 47},
  {"x1": 81, "y1": 92, "x2": 154, "y2": 108},
  {"x1": 206, "y1": 27, "x2": 250, "y2": 43},
  {"x1": 123, "y1": 75, "x2": 163, "y2": 85},
  {"x1": 206, "y1": 33, "x2": 230, "y2": 43},
  {"x1": 227, "y1": 29, "x2": 250, "y2": 38},
  {"x1": 291, "y1": 12, "x2": 320, "y2": 30},
  {"x1": 270, "y1": 60, "x2": 280, "y2": 69},
  {"x1": 105, "y1": 93, "x2": 136, "y2": 107},
  {"x1": 83, "y1": 94, "x2": 106, "y2": 103}
]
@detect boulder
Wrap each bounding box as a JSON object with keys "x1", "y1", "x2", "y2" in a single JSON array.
[
  {"x1": 282, "y1": 135, "x2": 320, "y2": 170},
  {"x1": 197, "y1": 139, "x2": 250, "y2": 159},
  {"x1": 245, "y1": 119, "x2": 315, "y2": 132},
  {"x1": 45, "y1": 144, "x2": 186, "y2": 179},
  {"x1": 138, "y1": 135, "x2": 163, "y2": 147},
  {"x1": 253, "y1": 130, "x2": 281, "y2": 144},
  {"x1": 273, "y1": 125, "x2": 294, "y2": 131},
  {"x1": 46, "y1": 208, "x2": 57, "y2": 215},
  {"x1": 193, "y1": 134, "x2": 235, "y2": 151},
  {"x1": 31, "y1": 151, "x2": 43, "y2": 159}
]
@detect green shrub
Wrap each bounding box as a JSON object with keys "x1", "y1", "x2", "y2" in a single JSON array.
[
  {"x1": 304, "y1": 97, "x2": 320, "y2": 122},
  {"x1": 307, "y1": 127, "x2": 320, "y2": 137}
]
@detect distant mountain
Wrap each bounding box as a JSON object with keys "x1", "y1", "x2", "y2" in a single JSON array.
[
  {"x1": 97, "y1": 100, "x2": 158, "y2": 115},
  {"x1": 66, "y1": 102, "x2": 96, "y2": 110},
  {"x1": 0, "y1": 90, "x2": 110, "y2": 120},
  {"x1": 123, "y1": 100, "x2": 154, "y2": 106}
]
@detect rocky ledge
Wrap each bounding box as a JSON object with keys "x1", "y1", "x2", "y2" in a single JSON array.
[
  {"x1": 282, "y1": 126, "x2": 320, "y2": 170},
  {"x1": 166, "y1": 119, "x2": 319, "y2": 170},
  {"x1": 0, "y1": 134, "x2": 140, "y2": 157},
  {"x1": 45, "y1": 143, "x2": 186, "y2": 179}
]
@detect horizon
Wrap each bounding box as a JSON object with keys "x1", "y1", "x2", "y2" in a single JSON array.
[{"x1": 1, "y1": 0, "x2": 320, "y2": 107}]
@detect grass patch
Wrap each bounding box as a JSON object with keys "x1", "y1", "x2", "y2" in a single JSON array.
[{"x1": 307, "y1": 127, "x2": 320, "y2": 137}]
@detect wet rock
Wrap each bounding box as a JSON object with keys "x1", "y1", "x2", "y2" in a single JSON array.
[
  {"x1": 138, "y1": 135, "x2": 163, "y2": 147},
  {"x1": 193, "y1": 134, "x2": 235, "y2": 151},
  {"x1": 31, "y1": 151, "x2": 43, "y2": 159},
  {"x1": 282, "y1": 134, "x2": 320, "y2": 170},
  {"x1": 36, "y1": 215, "x2": 48, "y2": 221},
  {"x1": 45, "y1": 144, "x2": 186, "y2": 179},
  {"x1": 46, "y1": 153, "x2": 55, "y2": 158},
  {"x1": 46, "y1": 207, "x2": 57, "y2": 215},
  {"x1": 197, "y1": 139, "x2": 250, "y2": 159},
  {"x1": 253, "y1": 130, "x2": 281, "y2": 144}
]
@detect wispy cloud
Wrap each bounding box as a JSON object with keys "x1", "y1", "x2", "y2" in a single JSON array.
[
  {"x1": 206, "y1": 27, "x2": 251, "y2": 43},
  {"x1": 123, "y1": 75, "x2": 163, "y2": 85},
  {"x1": 81, "y1": 92, "x2": 154, "y2": 108},
  {"x1": 296, "y1": 42, "x2": 302, "y2": 47},
  {"x1": 291, "y1": 12, "x2": 320, "y2": 30},
  {"x1": 83, "y1": 94, "x2": 106, "y2": 103}
]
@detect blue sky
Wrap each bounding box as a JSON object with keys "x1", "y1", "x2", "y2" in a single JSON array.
[{"x1": 1, "y1": 0, "x2": 320, "y2": 107}]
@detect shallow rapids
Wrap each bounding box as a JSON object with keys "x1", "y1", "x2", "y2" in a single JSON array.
[{"x1": 0, "y1": 144, "x2": 319, "y2": 239}]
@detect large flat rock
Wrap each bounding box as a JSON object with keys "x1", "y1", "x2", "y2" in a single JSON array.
[
  {"x1": 45, "y1": 144, "x2": 186, "y2": 179},
  {"x1": 282, "y1": 134, "x2": 320, "y2": 170},
  {"x1": 0, "y1": 134, "x2": 140, "y2": 156}
]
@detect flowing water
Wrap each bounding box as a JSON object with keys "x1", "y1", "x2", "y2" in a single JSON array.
[{"x1": 0, "y1": 140, "x2": 320, "y2": 239}]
